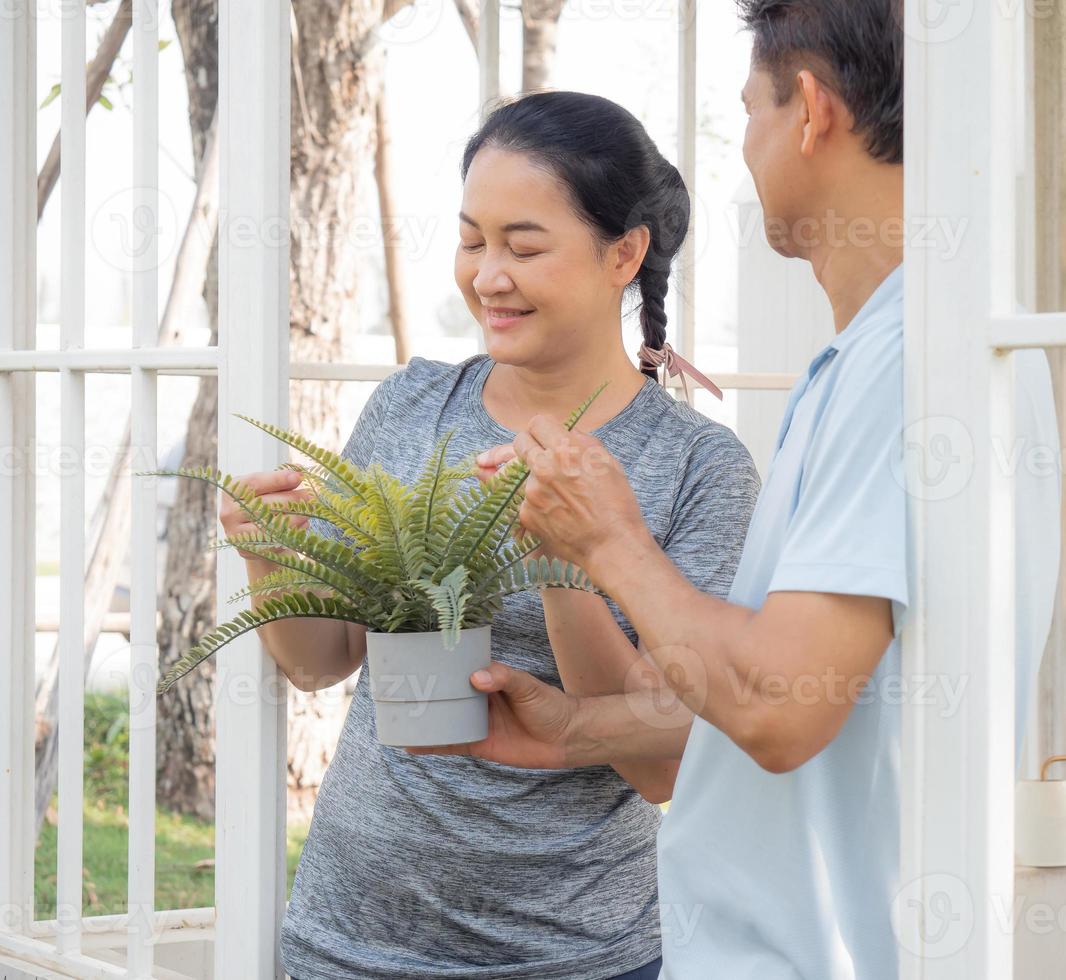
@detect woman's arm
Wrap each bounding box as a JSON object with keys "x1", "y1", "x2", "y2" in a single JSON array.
[
  {"x1": 541, "y1": 587, "x2": 691, "y2": 803},
  {"x1": 246, "y1": 554, "x2": 367, "y2": 691}
]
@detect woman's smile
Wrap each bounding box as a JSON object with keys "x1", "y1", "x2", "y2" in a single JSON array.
[{"x1": 485, "y1": 306, "x2": 536, "y2": 330}]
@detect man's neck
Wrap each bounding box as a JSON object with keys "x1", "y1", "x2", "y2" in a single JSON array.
[
  {"x1": 809, "y1": 242, "x2": 902, "y2": 334},
  {"x1": 804, "y1": 165, "x2": 904, "y2": 333}
]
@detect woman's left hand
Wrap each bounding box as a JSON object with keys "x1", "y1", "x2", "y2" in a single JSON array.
[
  {"x1": 474, "y1": 442, "x2": 548, "y2": 560},
  {"x1": 474, "y1": 441, "x2": 518, "y2": 482}
]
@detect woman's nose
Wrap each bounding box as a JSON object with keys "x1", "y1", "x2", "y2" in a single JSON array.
[{"x1": 472, "y1": 254, "x2": 514, "y2": 297}]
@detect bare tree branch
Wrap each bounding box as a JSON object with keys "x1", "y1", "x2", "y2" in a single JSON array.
[
  {"x1": 37, "y1": 0, "x2": 134, "y2": 220},
  {"x1": 452, "y1": 0, "x2": 478, "y2": 51},
  {"x1": 375, "y1": 81, "x2": 411, "y2": 363}
]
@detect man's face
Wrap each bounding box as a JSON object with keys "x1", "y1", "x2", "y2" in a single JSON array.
[{"x1": 741, "y1": 61, "x2": 812, "y2": 259}]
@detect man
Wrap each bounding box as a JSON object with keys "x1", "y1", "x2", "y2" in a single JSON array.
[{"x1": 414, "y1": 1, "x2": 1061, "y2": 975}]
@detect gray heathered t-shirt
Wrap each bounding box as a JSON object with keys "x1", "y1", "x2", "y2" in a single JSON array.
[{"x1": 280, "y1": 354, "x2": 760, "y2": 980}]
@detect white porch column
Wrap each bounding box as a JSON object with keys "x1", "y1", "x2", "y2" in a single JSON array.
[
  {"x1": 0, "y1": 0, "x2": 37, "y2": 940},
  {"x1": 899, "y1": 2, "x2": 1020, "y2": 976},
  {"x1": 215, "y1": 1, "x2": 291, "y2": 977}
]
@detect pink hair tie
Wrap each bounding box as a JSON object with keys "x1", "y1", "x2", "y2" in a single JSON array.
[{"x1": 638, "y1": 341, "x2": 724, "y2": 404}]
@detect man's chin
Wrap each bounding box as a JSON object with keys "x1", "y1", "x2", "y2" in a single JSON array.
[{"x1": 764, "y1": 221, "x2": 801, "y2": 259}]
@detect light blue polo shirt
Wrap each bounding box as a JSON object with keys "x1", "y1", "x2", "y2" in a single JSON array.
[{"x1": 655, "y1": 264, "x2": 1059, "y2": 979}]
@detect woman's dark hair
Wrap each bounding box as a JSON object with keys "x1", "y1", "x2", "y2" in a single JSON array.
[
  {"x1": 460, "y1": 91, "x2": 690, "y2": 381},
  {"x1": 737, "y1": 0, "x2": 903, "y2": 165}
]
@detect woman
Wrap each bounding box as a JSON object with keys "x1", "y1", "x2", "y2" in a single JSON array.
[{"x1": 228, "y1": 91, "x2": 760, "y2": 979}]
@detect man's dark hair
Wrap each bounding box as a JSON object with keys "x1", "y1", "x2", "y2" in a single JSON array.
[{"x1": 737, "y1": 0, "x2": 903, "y2": 164}]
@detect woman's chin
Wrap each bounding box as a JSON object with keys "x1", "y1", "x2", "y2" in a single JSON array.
[{"x1": 483, "y1": 334, "x2": 534, "y2": 365}]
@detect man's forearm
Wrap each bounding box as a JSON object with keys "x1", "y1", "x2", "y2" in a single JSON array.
[
  {"x1": 563, "y1": 687, "x2": 694, "y2": 769},
  {"x1": 583, "y1": 529, "x2": 758, "y2": 745},
  {"x1": 581, "y1": 529, "x2": 892, "y2": 774}
]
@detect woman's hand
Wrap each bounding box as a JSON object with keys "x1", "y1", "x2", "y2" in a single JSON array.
[
  {"x1": 474, "y1": 442, "x2": 518, "y2": 483},
  {"x1": 406, "y1": 663, "x2": 579, "y2": 770},
  {"x1": 219, "y1": 468, "x2": 314, "y2": 561},
  {"x1": 475, "y1": 443, "x2": 547, "y2": 560}
]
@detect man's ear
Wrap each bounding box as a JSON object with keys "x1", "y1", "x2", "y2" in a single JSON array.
[{"x1": 796, "y1": 70, "x2": 836, "y2": 158}]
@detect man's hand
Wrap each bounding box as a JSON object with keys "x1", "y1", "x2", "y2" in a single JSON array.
[
  {"x1": 406, "y1": 663, "x2": 579, "y2": 769},
  {"x1": 477, "y1": 416, "x2": 650, "y2": 571}
]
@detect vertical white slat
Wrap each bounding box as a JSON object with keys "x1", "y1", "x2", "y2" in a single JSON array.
[
  {"x1": 478, "y1": 0, "x2": 500, "y2": 123},
  {"x1": 985, "y1": 15, "x2": 1021, "y2": 977},
  {"x1": 476, "y1": 0, "x2": 500, "y2": 360},
  {"x1": 0, "y1": 0, "x2": 37, "y2": 940},
  {"x1": 986, "y1": 6, "x2": 1019, "y2": 972},
  {"x1": 57, "y1": 0, "x2": 87, "y2": 956},
  {"x1": 215, "y1": 1, "x2": 290, "y2": 977},
  {"x1": 676, "y1": 0, "x2": 697, "y2": 365},
  {"x1": 899, "y1": 1, "x2": 1015, "y2": 977},
  {"x1": 127, "y1": 0, "x2": 160, "y2": 975}
]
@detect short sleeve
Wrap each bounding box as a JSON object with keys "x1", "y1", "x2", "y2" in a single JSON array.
[
  {"x1": 308, "y1": 369, "x2": 404, "y2": 543},
  {"x1": 662, "y1": 432, "x2": 762, "y2": 600},
  {"x1": 767, "y1": 341, "x2": 909, "y2": 634}
]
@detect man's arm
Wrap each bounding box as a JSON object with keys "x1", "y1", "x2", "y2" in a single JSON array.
[
  {"x1": 406, "y1": 661, "x2": 693, "y2": 775},
  {"x1": 540, "y1": 588, "x2": 691, "y2": 802},
  {"x1": 585, "y1": 528, "x2": 893, "y2": 773},
  {"x1": 495, "y1": 417, "x2": 895, "y2": 774}
]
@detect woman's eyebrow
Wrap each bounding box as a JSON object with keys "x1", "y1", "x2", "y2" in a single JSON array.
[{"x1": 459, "y1": 212, "x2": 549, "y2": 234}]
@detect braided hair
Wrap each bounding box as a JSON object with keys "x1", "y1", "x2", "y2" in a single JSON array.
[{"x1": 461, "y1": 91, "x2": 691, "y2": 379}]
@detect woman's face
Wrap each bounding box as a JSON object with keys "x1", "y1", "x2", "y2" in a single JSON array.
[{"x1": 454, "y1": 146, "x2": 626, "y2": 368}]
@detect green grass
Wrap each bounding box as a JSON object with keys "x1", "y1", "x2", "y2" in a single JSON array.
[{"x1": 34, "y1": 692, "x2": 309, "y2": 919}]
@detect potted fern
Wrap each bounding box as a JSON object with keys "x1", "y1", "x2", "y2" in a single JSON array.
[{"x1": 139, "y1": 383, "x2": 606, "y2": 747}]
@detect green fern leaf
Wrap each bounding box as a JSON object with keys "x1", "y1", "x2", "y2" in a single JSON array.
[
  {"x1": 157, "y1": 591, "x2": 362, "y2": 694},
  {"x1": 412, "y1": 565, "x2": 472, "y2": 650}
]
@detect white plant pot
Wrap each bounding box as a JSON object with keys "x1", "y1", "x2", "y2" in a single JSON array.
[
  {"x1": 365, "y1": 625, "x2": 491, "y2": 747},
  {"x1": 1016, "y1": 755, "x2": 1066, "y2": 868}
]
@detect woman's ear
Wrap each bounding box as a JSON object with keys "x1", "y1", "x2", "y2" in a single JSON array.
[{"x1": 610, "y1": 225, "x2": 651, "y2": 287}]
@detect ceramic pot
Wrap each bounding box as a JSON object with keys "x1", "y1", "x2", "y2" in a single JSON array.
[{"x1": 365, "y1": 625, "x2": 491, "y2": 747}]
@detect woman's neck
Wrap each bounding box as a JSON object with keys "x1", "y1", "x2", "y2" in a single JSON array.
[{"x1": 482, "y1": 349, "x2": 649, "y2": 434}]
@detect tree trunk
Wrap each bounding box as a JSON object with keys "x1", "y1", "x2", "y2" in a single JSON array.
[
  {"x1": 521, "y1": 0, "x2": 565, "y2": 93},
  {"x1": 157, "y1": 0, "x2": 409, "y2": 821}
]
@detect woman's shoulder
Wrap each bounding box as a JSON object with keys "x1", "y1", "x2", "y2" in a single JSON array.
[
  {"x1": 371, "y1": 353, "x2": 489, "y2": 417},
  {"x1": 382, "y1": 353, "x2": 488, "y2": 393},
  {"x1": 642, "y1": 384, "x2": 757, "y2": 473}
]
